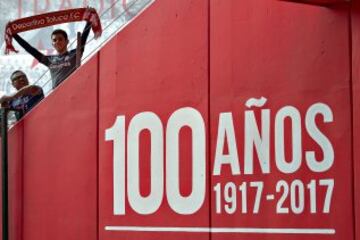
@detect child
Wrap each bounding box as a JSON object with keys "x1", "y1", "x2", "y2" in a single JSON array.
[{"x1": 13, "y1": 20, "x2": 91, "y2": 89}]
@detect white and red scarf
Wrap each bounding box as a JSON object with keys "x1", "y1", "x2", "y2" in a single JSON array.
[{"x1": 4, "y1": 7, "x2": 102, "y2": 54}]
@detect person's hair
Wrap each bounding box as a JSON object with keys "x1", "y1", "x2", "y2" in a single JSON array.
[
  {"x1": 51, "y1": 29, "x2": 68, "y2": 41},
  {"x1": 10, "y1": 70, "x2": 27, "y2": 82}
]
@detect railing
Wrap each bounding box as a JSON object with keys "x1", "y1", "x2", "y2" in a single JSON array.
[
  {"x1": 7, "y1": 0, "x2": 155, "y2": 126},
  {"x1": 33, "y1": 0, "x2": 154, "y2": 95}
]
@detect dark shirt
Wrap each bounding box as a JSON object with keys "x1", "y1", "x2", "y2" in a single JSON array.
[
  {"x1": 9, "y1": 87, "x2": 44, "y2": 120},
  {"x1": 45, "y1": 49, "x2": 79, "y2": 88},
  {"x1": 13, "y1": 22, "x2": 91, "y2": 89}
]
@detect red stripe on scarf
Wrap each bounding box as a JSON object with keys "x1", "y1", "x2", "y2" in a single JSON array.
[{"x1": 4, "y1": 7, "x2": 102, "y2": 54}]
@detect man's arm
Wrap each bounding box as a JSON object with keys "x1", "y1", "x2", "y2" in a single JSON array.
[
  {"x1": 13, "y1": 34, "x2": 49, "y2": 66},
  {"x1": 80, "y1": 21, "x2": 92, "y2": 54},
  {"x1": 0, "y1": 85, "x2": 43, "y2": 105},
  {"x1": 12, "y1": 85, "x2": 43, "y2": 99}
]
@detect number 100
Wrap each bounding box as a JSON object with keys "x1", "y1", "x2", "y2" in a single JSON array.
[{"x1": 105, "y1": 108, "x2": 206, "y2": 215}]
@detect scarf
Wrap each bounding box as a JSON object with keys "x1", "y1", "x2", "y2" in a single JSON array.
[{"x1": 4, "y1": 7, "x2": 102, "y2": 54}]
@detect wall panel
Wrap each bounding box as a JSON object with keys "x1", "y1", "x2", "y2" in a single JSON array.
[
  {"x1": 210, "y1": 1, "x2": 352, "y2": 240},
  {"x1": 98, "y1": 1, "x2": 209, "y2": 240}
]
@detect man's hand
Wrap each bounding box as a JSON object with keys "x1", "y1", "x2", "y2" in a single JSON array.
[
  {"x1": 84, "y1": 7, "x2": 96, "y2": 21},
  {"x1": 0, "y1": 102, "x2": 10, "y2": 108},
  {"x1": 0, "y1": 95, "x2": 12, "y2": 108},
  {"x1": 0, "y1": 95, "x2": 13, "y2": 104}
]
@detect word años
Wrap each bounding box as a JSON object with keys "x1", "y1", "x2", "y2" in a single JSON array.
[{"x1": 213, "y1": 101, "x2": 334, "y2": 175}]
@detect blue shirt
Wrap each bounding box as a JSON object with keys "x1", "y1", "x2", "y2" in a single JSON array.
[{"x1": 10, "y1": 88, "x2": 44, "y2": 120}]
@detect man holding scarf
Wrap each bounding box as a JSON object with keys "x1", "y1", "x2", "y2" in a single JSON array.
[{"x1": 5, "y1": 7, "x2": 102, "y2": 89}]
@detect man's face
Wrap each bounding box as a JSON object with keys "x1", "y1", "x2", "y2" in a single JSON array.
[
  {"x1": 51, "y1": 33, "x2": 69, "y2": 54},
  {"x1": 11, "y1": 75, "x2": 29, "y2": 90}
]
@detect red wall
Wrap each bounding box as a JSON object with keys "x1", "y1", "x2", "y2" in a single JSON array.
[
  {"x1": 3, "y1": 1, "x2": 359, "y2": 240},
  {"x1": 6, "y1": 57, "x2": 99, "y2": 240}
]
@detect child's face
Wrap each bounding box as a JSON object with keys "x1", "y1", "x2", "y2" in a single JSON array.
[{"x1": 51, "y1": 33, "x2": 69, "y2": 54}]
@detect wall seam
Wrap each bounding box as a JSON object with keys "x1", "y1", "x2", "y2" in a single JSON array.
[
  {"x1": 21, "y1": 120, "x2": 24, "y2": 240},
  {"x1": 348, "y1": 3, "x2": 356, "y2": 239},
  {"x1": 96, "y1": 52, "x2": 101, "y2": 240},
  {"x1": 207, "y1": 1, "x2": 212, "y2": 240},
  {"x1": 349, "y1": 3, "x2": 356, "y2": 240}
]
